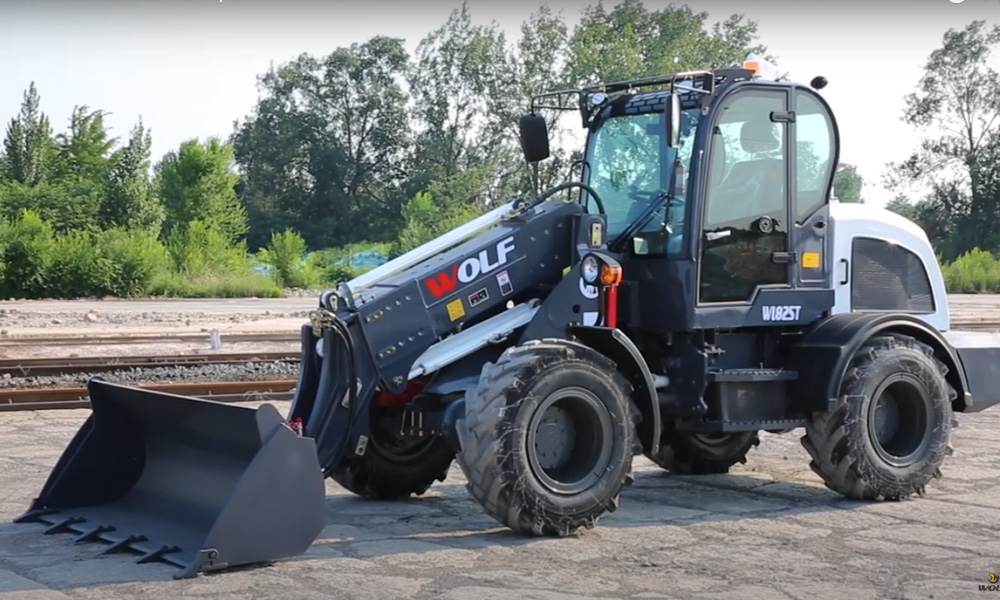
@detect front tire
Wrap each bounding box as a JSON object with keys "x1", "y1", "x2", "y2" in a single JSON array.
[
  {"x1": 801, "y1": 333, "x2": 955, "y2": 501},
  {"x1": 456, "y1": 339, "x2": 639, "y2": 536},
  {"x1": 330, "y1": 403, "x2": 456, "y2": 500}
]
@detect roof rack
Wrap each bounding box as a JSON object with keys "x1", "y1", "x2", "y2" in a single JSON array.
[{"x1": 528, "y1": 68, "x2": 757, "y2": 127}]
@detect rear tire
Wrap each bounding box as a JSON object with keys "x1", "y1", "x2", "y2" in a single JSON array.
[
  {"x1": 330, "y1": 403, "x2": 456, "y2": 500},
  {"x1": 650, "y1": 426, "x2": 760, "y2": 474},
  {"x1": 456, "y1": 339, "x2": 639, "y2": 536},
  {"x1": 801, "y1": 333, "x2": 956, "y2": 501}
]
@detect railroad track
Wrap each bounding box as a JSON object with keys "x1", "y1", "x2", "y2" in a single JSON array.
[
  {"x1": 0, "y1": 318, "x2": 996, "y2": 413},
  {"x1": 0, "y1": 351, "x2": 300, "y2": 378},
  {"x1": 0, "y1": 331, "x2": 299, "y2": 347},
  {"x1": 0, "y1": 379, "x2": 297, "y2": 412}
]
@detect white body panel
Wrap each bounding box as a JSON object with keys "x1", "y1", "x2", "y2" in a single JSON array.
[{"x1": 827, "y1": 201, "x2": 950, "y2": 331}]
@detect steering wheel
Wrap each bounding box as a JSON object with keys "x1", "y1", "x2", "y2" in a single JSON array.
[{"x1": 524, "y1": 181, "x2": 608, "y2": 215}]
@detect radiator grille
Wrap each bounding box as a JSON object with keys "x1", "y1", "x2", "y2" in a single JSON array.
[{"x1": 851, "y1": 237, "x2": 934, "y2": 313}]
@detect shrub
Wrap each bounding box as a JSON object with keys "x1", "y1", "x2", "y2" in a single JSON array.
[
  {"x1": 99, "y1": 228, "x2": 170, "y2": 297},
  {"x1": 46, "y1": 230, "x2": 116, "y2": 298},
  {"x1": 941, "y1": 248, "x2": 1000, "y2": 293},
  {"x1": 0, "y1": 210, "x2": 57, "y2": 299},
  {"x1": 257, "y1": 229, "x2": 320, "y2": 288},
  {"x1": 164, "y1": 220, "x2": 254, "y2": 276}
]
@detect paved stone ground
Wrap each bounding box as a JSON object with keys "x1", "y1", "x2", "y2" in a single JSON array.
[{"x1": 0, "y1": 399, "x2": 998, "y2": 599}]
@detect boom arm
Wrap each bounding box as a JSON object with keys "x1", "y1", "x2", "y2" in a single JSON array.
[{"x1": 288, "y1": 198, "x2": 589, "y2": 473}]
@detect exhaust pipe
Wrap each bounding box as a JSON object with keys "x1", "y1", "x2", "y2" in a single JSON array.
[{"x1": 14, "y1": 378, "x2": 326, "y2": 579}]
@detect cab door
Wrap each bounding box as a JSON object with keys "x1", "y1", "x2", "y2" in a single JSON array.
[{"x1": 697, "y1": 87, "x2": 792, "y2": 305}]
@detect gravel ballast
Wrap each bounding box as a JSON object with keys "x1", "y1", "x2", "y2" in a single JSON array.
[{"x1": 0, "y1": 360, "x2": 302, "y2": 389}]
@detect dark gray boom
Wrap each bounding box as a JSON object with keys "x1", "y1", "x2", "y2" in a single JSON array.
[{"x1": 287, "y1": 197, "x2": 594, "y2": 475}]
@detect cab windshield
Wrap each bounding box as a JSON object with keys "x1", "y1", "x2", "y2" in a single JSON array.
[{"x1": 582, "y1": 107, "x2": 701, "y2": 257}]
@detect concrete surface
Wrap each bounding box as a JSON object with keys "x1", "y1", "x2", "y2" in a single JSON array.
[{"x1": 0, "y1": 400, "x2": 998, "y2": 599}]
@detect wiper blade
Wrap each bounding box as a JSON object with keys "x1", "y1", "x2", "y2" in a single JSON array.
[{"x1": 608, "y1": 190, "x2": 670, "y2": 253}]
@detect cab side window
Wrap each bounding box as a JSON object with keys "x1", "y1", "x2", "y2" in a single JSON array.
[
  {"x1": 795, "y1": 93, "x2": 835, "y2": 222},
  {"x1": 703, "y1": 91, "x2": 787, "y2": 230}
]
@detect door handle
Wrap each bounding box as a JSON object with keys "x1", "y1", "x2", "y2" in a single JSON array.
[{"x1": 705, "y1": 229, "x2": 732, "y2": 241}]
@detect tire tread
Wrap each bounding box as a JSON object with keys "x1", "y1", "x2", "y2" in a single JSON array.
[{"x1": 800, "y1": 333, "x2": 954, "y2": 501}]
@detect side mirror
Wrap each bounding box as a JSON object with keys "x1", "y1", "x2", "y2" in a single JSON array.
[
  {"x1": 663, "y1": 94, "x2": 680, "y2": 149},
  {"x1": 518, "y1": 114, "x2": 550, "y2": 163}
]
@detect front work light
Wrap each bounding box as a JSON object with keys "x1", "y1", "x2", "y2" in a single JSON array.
[
  {"x1": 581, "y1": 252, "x2": 622, "y2": 287},
  {"x1": 580, "y1": 251, "x2": 623, "y2": 329},
  {"x1": 581, "y1": 255, "x2": 599, "y2": 283}
]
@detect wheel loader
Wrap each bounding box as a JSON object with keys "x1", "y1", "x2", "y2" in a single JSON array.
[{"x1": 15, "y1": 57, "x2": 1000, "y2": 577}]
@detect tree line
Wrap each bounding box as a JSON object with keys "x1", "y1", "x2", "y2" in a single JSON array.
[
  {"x1": 9, "y1": 0, "x2": 990, "y2": 301},
  {"x1": 880, "y1": 19, "x2": 1000, "y2": 291}
]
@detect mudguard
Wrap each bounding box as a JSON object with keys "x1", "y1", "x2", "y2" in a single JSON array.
[
  {"x1": 567, "y1": 324, "x2": 662, "y2": 459},
  {"x1": 15, "y1": 378, "x2": 326, "y2": 579},
  {"x1": 792, "y1": 312, "x2": 971, "y2": 413}
]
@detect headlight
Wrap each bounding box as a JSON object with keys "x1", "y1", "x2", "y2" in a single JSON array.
[{"x1": 581, "y1": 255, "x2": 599, "y2": 283}]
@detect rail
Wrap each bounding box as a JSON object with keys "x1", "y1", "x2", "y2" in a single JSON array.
[
  {"x1": 0, "y1": 331, "x2": 299, "y2": 347},
  {"x1": 0, "y1": 379, "x2": 297, "y2": 412}
]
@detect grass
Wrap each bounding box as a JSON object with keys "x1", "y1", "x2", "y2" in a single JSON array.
[{"x1": 146, "y1": 271, "x2": 285, "y2": 298}]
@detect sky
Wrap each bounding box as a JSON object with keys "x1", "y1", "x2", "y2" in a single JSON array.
[{"x1": 1, "y1": 0, "x2": 998, "y2": 209}]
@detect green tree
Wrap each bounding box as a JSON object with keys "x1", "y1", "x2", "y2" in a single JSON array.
[
  {"x1": 394, "y1": 190, "x2": 484, "y2": 255},
  {"x1": 1, "y1": 82, "x2": 55, "y2": 186},
  {"x1": 155, "y1": 137, "x2": 247, "y2": 241},
  {"x1": 407, "y1": 2, "x2": 516, "y2": 205},
  {"x1": 564, "y1": 1, "x2": 767, "y2": 86},
  {"x1": 50, "y1": 105, "x2": 117, "y2": 184},
  {"x1": 231, "y1": 36, "x2": 413, "y2": 250},
  {"x1": 103, "y1": 119, "x2": 164, "y2": 232},
  {"x1": 834, "y1": 163, "x2": 864, "y2": 203},
  {"x1": 885, "y1": 195, "x2": 919, "y2": 221},
  {"x1": 0, "y1": 179, "x2": 102, "y2": 233},
  {"x1": 508, "y1": 6, "x2": 575, "y2": 193},
  {"x1": 885, "y1": 20, "x2": 1000, "y2": 260}
]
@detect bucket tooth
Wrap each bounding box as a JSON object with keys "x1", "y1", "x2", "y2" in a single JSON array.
[
  {"x1": 42, "y1": 516, "x2": 85, "y2": 535},
  {"x1": 74, "y1": 524, "x2": 115, "y2": 543},
  {"x1": 16, "y1": 378, "x2": 327, "y2": 578},
  {"x1": 136, "y1": 544, "x2": 181, "y2": 564},
  {"x1": 13, "y1": 508, "x2": 56, "y2": 524},
  {"x1": 101, "y1": 534, "x2": 148, "y2": 555}
]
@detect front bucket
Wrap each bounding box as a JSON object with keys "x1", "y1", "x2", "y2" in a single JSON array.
[{"x1": 15, "y1": 378, "x2": 327, "y2": 579}]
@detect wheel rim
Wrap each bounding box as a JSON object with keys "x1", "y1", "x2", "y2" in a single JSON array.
[
  {"x1": 525, "y1": 386, "x2": 615, "y2": 495},
  {"x1": 866, "y1": 374, "x2": 934, "y2": 468}
]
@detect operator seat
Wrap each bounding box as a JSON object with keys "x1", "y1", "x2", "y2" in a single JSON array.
[{"x1": 708, "y1": 118, "x2": 783, "y2": 226}]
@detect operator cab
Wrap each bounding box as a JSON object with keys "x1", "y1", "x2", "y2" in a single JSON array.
[{"x1": 520, "y1": 58, "x2": 840, "y2": 331}]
